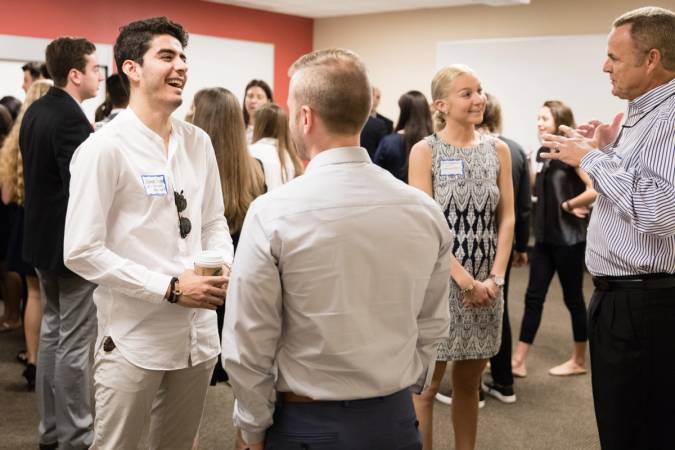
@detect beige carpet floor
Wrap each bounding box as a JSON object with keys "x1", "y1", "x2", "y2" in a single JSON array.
[{"x1": 0, "y1": 264, "x2": 599, "y2": 449}]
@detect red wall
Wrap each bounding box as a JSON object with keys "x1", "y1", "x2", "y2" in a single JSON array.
[{"x1": 0, "y1": 0, "x2": 314, "y2": 106}]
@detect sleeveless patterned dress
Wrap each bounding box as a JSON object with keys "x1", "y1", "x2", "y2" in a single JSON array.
[{"x1": 427, "y1": 132, "x2": 504, "y2": 361}]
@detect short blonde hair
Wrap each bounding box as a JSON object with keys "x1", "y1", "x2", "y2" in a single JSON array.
[
  {"x1": 288, "y1": 48, "x2": 371, "y2": 136},
  {"x1": 431, "y1": 64, "x2": 474, "y2": 131},
  {"x1": 614, "y1": 6, "x2": 675, "y2": 71}
]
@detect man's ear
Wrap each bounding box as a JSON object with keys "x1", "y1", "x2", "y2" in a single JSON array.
[
  {"x1": 644, "y1": 48, "x2": 662, "y2": 74},
  {"x1": 68, "y1": 68, "x2": 82, "y2": 87},
  {"x1": 301, "y1": 105, "x2": 313, "y2": 135},
  {"x1": 122, "y1": 60, "x2": 141, "y2": 86}
]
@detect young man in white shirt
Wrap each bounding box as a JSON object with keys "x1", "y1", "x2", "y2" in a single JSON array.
[
  {"x1": 224, "y1": 48, "x2": 453, "y2": 450},
  {"x1": 63, "y1": 17, "x2": 232, "y2": 449}
]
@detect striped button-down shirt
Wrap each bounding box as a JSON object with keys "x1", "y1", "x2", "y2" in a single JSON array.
[{"x1": 580, "y1": 77, "x2": 675, "y2": 276}]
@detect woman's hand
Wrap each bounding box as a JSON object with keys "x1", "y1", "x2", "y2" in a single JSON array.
[{"x1": 462, "y1": 280, "x2": 493, "y2": 307}]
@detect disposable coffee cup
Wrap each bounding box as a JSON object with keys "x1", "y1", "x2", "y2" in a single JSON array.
[{"x1": 194, "y1": 251, "x2": 225, "y2": 276}]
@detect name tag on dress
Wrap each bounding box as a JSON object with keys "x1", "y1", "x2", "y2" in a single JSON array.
[
  {"x1": 440, "y1": 159, "x2": 464, "y2": 177},
  {"x1": 141, "y1": 175, "x2": 168, "y2": 196}
]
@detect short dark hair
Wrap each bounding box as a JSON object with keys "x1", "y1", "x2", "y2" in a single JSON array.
[
  {"x1": 0, "y1": 96, "x2": 22, "y2": 121},
  {"x1": 21, "y1": 61, "x2": 42, "y2": 80},
  {"x1": 45, "y1": 37, "x2": 96, "y2": 88},
  {"x1": 114, "y1": 16, "x2": 189, "y2": 88},
  {"x1": 39, "y1": 62, "x2": 51, "y2": 80},
  {"x1": 242, "y1": 79, "x2": 273, "y2": 126},
  {"x1": 106, "y1": 74, "x2": 129, "y2": 108}
]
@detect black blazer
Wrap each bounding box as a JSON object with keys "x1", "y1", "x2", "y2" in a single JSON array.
[
  {"x1": 376, "y1": 112, "x2": 394, "y2": 135},
  {"x1": 19, "y1": 87, "x2": 93, "y2": 274}
]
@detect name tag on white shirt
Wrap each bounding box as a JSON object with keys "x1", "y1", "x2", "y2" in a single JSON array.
[
  {"x1": 141, "y1": 175, "x2": 168, "y2": 197},
  {"x1": 440, "y1": 159, "x2": 464, "y2": 177}
]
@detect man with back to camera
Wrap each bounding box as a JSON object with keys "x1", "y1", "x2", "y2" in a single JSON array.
[
  {"x1": 19, "y1": 36, "x2": 102, "y2": 450},
  {"x1": 223, "y1": 48, "x2": 453, "y2": 450},
  {"x1": 63, "y1": 17, "x2": 232, "y2": 449},
  {"x1": 539, "y1": 7, "x2": 675, "y2": 449}
]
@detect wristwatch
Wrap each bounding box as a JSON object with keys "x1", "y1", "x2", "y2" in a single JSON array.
[
  {"x1": 490, "y1": 274, "x2": 505, "y2": 288},
  {"x1": 166, "y1": 277, "x2": 181, "y2": 303}
]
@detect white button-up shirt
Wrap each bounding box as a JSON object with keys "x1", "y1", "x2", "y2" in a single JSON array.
[
  {"x1": 223, "y1": 147, "x2": 452, "y2": 443},
  {"x1": 64, "y1": 108, "x2": 233, "y2": 370},
  {"x1": 248, "y1": 137, "x2": 297, "y2": 190}
]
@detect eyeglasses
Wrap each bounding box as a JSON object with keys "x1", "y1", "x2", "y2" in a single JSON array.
[{"x1": 174, "y1": 190, "x2": 192, "y2": 239}]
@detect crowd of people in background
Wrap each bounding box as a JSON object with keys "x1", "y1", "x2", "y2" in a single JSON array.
[{"x1": 0, "y1": 5, "x2": 673, "y2": 450}]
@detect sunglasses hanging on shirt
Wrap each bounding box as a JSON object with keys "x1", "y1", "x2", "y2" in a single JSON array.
[{"x1": 174, "y1": 190, "x2": 192, "y2": 239}]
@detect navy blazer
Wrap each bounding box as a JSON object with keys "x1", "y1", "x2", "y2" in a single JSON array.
[{"x1": 19, "y1": 87, "x2": 93, "y2": 274}]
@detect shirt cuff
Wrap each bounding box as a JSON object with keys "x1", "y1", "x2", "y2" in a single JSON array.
[
  {"x1": 240, "y1": 429, "x2": 266, "y2": 446},
  {"x1": 580, "y1": 150, "x2": 609, "y2": 175},
  {"x1": 143, "y1": 271, "x2": 173, "y2": 304}
]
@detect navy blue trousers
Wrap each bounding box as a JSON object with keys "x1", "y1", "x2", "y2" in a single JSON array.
[{"x1": 264, "y1": 389, "x2": 421, "y2": 450}]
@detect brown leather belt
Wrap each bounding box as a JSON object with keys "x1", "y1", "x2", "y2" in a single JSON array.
[{"x1": 280, "y1": 391, "x2": 316, "y2": 403}]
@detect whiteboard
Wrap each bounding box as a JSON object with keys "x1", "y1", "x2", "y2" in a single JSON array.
[
  {"x1": 0, "y1": 34, "x2": 112, "y2": 121},
  {"x1": 176, "y1": 33, "x2": 274, "y2": 119},
  {"x1": 437, "y1": 35, "x2": 625, "y2": 155}
]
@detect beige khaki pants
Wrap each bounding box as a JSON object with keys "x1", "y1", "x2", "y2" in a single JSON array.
[{"x1": 91, "y1": 339, "x2": 216, "y2": 450}]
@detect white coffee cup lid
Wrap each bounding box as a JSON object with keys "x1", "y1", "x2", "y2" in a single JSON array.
[{"x1": 195, "y1": 250, "x2": 225, "y2": 268}]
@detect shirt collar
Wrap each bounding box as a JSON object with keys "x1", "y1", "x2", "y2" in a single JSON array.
[
  {"x1": 120, "y1": 108, "x2": 181, "y2": 159},
  {"x1": 626, "y1": 77, "x2": 675, "y2": 121},
  {"x1": 305, "y1": 147, "x2": 371, "y2": 173}
]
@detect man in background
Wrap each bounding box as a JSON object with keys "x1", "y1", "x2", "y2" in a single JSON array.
[{"x1": 20, "y1": 37, "x2": 102, "y2": 450}]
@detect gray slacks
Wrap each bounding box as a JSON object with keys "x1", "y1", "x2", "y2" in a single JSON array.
[{"x1": 35, "y1": 269, "x2": 97, "y2": 450}]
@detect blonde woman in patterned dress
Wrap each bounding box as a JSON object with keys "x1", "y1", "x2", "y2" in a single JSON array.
[{"x1": 409, "y1": 65, "x2": 514, "y2": 450}]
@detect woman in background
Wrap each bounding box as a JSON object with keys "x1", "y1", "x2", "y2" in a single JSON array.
[
  {"x1": 0, "y1": 79, "x2": 52, "y2": 389},
  {"x1": 242, "y1": 79, "x2": 273, "y2": 143},
  {"x1": 373, "y1": 90, "x2": 433, "y2": 182},
  {"x1": 249, "y1": 103, "x2": 304, "y2": 190},
  {"x1": 511, "y1": 100, "x2": 596, "y2": 378},
  {"x1": 409, "y1": 65, "x2": 514, "y2": 450},
  {"x1": 188, "y1": 87, "x2": 266, "y2": 384}
]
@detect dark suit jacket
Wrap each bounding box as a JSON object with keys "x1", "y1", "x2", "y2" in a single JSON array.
[
  {"x1": 500, "y1": 135, "x2": 532, "y2": 253},
  {"x1": 360, "y1": 116, "x2": 387, "y2": 159},
  {"x1": 20, "y1": 87, "x2": 93, "y2": 274},
  {"x1": 375, "y1": 112, "x2": 394, "y2": 135}
]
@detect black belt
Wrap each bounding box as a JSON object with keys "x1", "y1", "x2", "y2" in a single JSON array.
[{"x1": 592, "y1": 273, "x2": 675, "y2": 291}]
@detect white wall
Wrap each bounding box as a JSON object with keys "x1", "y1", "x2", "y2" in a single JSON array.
[
  {"x1": 176, "y1": 33, "x2": 274, "y2": 119},
  {"x1": 0, "y1": 33, "x2": 276, "y2": 123},
  {"x1": 436, "y1": 35, "x2": 625, "y2": 153},
  {"x1": 0, "y1": 34, "x2": 112, "y2": 121}
]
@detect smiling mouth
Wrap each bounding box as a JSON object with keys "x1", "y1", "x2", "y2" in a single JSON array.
[{"x1": 167, "y1": 78, "x2": 184, "y2": 89}]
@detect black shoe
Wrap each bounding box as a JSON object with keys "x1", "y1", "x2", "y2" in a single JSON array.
[
  {"x1": 481, "y1": 379, "x2": 516, "y2": 403},
  {"x1": 39, "y1": 442, "x2": 58, "y2": 450},
  {"x1": 16, "y1": 350, "x2": 28, "y2": 365},
  {"x1": 435, "y1": 388, "x2": 485, "y2": 408},
  {"x1": 22, "y1": 363, "x2": 36, "y2": 391}
]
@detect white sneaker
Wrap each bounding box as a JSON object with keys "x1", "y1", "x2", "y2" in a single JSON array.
[{"x1": 435, "y1": 390, "x2": 485, "y2": 408}]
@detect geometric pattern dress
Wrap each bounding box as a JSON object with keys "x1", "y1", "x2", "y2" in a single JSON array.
[{"x1": 427, "y1": 132, "x2": 504, "y2": 361}]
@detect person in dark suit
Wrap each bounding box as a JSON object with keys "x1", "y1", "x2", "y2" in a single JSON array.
[
  {"x1": 477, "y1": 93, "x2": 532, "y2": 404},
  {"x1": 19, "y1": 37, "x2": 102, "y2": 450},
  {"x1": 359, "y1": 86, "x2": 393, "y2": 158}
]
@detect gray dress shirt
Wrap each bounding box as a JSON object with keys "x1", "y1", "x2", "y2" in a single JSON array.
[{"x1": 223, "y1": 146, "x2": 452, "y2": 443}]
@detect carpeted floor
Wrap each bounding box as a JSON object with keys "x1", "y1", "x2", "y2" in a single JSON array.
[{"x1": 0, "y1": 264, "x2": 600, "y2": 449}]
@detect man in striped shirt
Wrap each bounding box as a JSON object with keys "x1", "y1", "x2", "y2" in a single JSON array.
[{"x1": 540, "y1": 7, "x2": 675, "y2": 450}]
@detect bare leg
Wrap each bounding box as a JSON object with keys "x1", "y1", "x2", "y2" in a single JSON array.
[
  {"x1": 24, "y1": 275, "x2": 42, "y2": 364},
  {"x1": 511, "y1": 341, "x2": 530, "y2": 377},
  {"x1": 0, "y1": 268, "x2": 23, "y2": 328},
  {"x1": 412, "y1": 361, "x2": 447, "y2": 450},
  {"x1": 549, "y1": 341, "x2": 588, "y2": 376},
  {"x1": 452, "y1": 359, "x2": 487, "y2": 450}
]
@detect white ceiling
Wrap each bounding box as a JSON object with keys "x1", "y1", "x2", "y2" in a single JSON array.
[{"x1": 206, "y1": 0, "x2": 531, "y2": 18}]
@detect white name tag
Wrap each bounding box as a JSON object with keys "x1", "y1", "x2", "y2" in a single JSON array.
[
  {"x1": 141, "y1": 175, "x2": 168, "y2": 196},
  {"x1": 440, "y1": 159, "x2": 464, "y2": 177}
]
